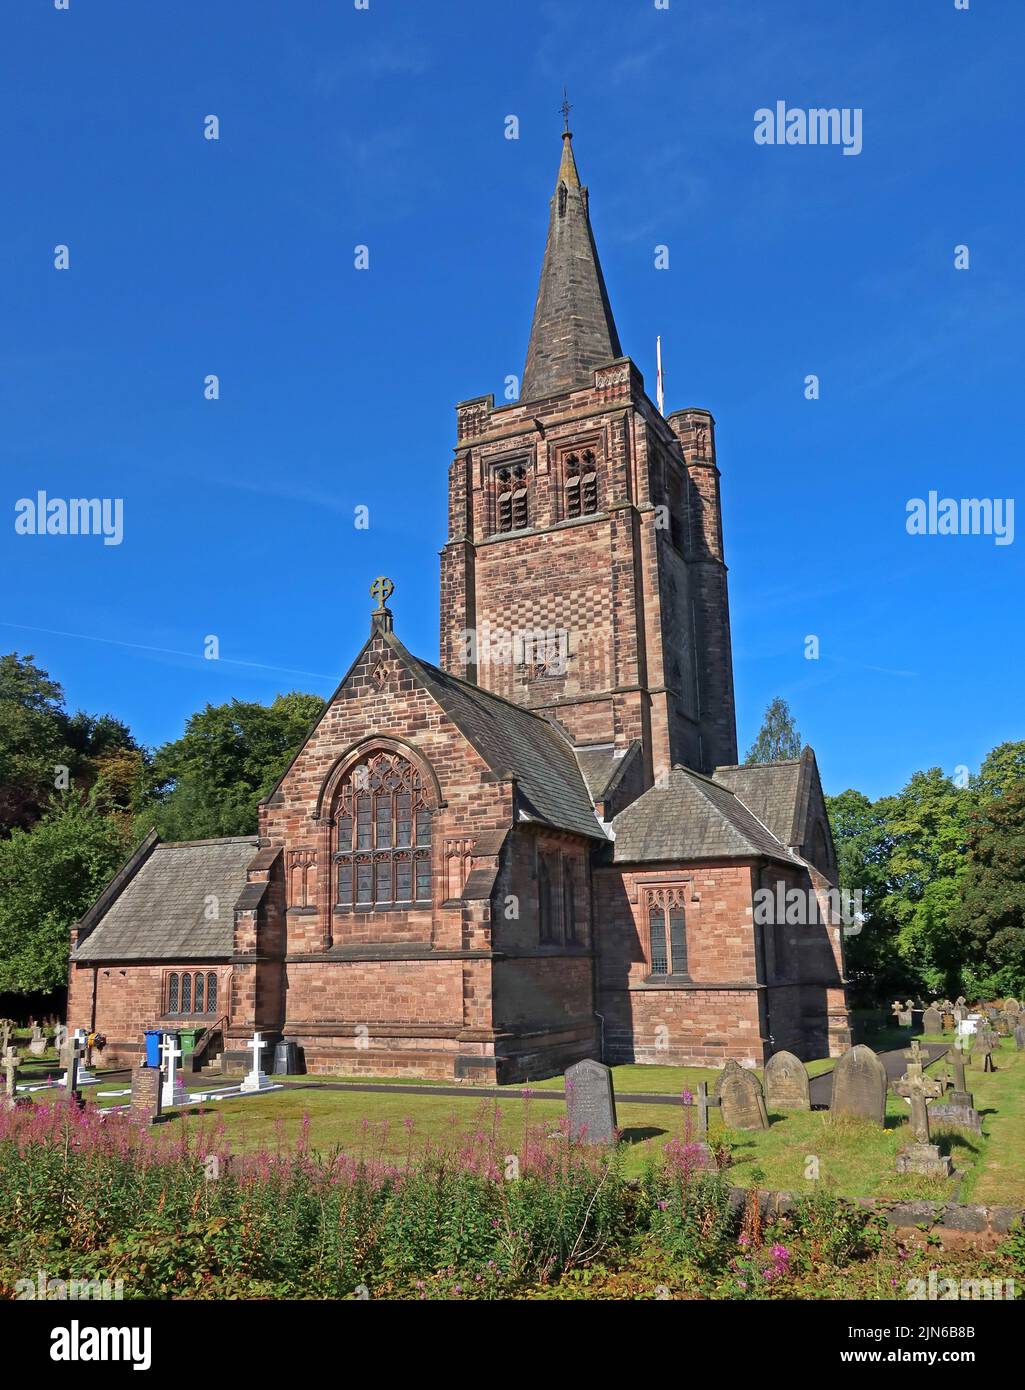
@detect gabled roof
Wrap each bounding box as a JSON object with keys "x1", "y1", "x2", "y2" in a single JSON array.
[
  {"x1": 713, "y1": 747, "x2": 824, "y2": 852},
  {"x1": 521, "y1": 130, "x2": 622, "y2": 401},
  {"x1": 608, "y1": 765, "x2": 793, "y2": 865},
  {"x1": 258, "y1": 621, "x2": 607, "y2": 841},
  {"x1": 74, "y1": 837, "x2": 260, "y2": 962},
  {"x1": 396, "y1": 638, "x2": 606, "y2": 841}
]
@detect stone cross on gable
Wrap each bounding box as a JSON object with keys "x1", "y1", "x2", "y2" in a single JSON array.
[
  {"x1": 892, "y1": 1068, "x2": 944, "y2": 1145},
  {"x1": 370, "y1": 576, "x2": 394, "y2": 610}
]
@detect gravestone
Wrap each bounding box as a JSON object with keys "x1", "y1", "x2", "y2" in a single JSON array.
[
  {"x1": 130, "y1": 1064, "x2": 163, "y2": 1125},
  {"x1": 922, "y1": 1007, "x2": 943, "y2": 1036},
  {"x1": 1015, "y1": 1024, "x2": 1025, "y2": 1052},
  {"x1": 892, "y1": 1067, "x2": 953, "y2": 1177},
  {"x1": 941, "y1": 1012, "x2": 954, "y2": 1032},
  {"x1": 2, "y1": 1047, "x2": 18, "y2": 1106},
  {"x1": 240, "y1": 1032, "x2": 275, "y2": 1094},
  {"x1": 973, "y1": 1032, "x2": 996, "y2": 1072},
  {"x1": 898, "y1": 1009, "x2": 912, "y2": 1028},
  {"x1": 764, "y1": 1050, "x2": 810, "y2": 1112},
  {"x1": 159, "y1": 1033, "x2": 187, "y2": 1108},
  {"x1": 28, "y1": 1025, "x2": 46, "y2": 1057},
  {"x1": 995, "y1": 1014, "x2": 1012, "y2": 1037},
  {"x1": 686, "y1": 1081, "x2": 720, "y2": 1138},
  {"x1": 60, "y1": 1035, "x2": 84, "y2": 1110},
  {"x1": 565, "y1": 1058, "x2": 618, "y2": 1145},
  {"x1": 931, "y1": 1052, "x2": 981, "y2": 1135},
  {"x1": 716, "y1": 1060, "x2": 768, "y2": 1131},
  {"x1": 53, "y1": 1022, "x2": 67, "y2": 1053},
  {"x1": 1004, "y1": 998, "x2": 1020, "y2": 1016},
  {"x1": 830, "y1": 1044, "x2": 887, "y2": 1124},
  {"x1": 0, "y1": 1020, "x2": 11, "y2": 1056}
]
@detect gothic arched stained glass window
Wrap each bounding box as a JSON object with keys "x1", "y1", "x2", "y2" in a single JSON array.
[
  {"x1": 333, "y1": 751, "x2": 432, "y2": 909},
  {"x1": 645, "y1": 887, "x2": 689, "y2": 978}
]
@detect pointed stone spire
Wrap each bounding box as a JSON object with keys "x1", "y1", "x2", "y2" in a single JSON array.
[{"x1": 521, "y1": 125, "x2": 622, "y2": 402}]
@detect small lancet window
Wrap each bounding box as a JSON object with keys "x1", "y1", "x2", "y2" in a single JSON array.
[{"x1": 558, "y1": 181, "x2": 567, "y2": 218}]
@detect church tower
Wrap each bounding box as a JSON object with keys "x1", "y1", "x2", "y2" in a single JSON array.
[{"x1": 439, "y1": 125, "x2": 737, "y2": 782}]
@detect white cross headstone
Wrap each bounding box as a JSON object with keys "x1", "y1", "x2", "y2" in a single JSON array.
[
  {"x1": 74, "y1": 1028, "x2": 98, "y2": 1085},
  {"x1": 160, "y1": 1033, "x2": 187, "y2": 1108},
  {"x1": 240, "y1": 1032, "x2": 271, "y2": 1092}
]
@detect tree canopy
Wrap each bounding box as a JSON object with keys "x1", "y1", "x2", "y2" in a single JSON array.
[{"x1": 745, "y1": 696, "x2": 802, "y2": 764}]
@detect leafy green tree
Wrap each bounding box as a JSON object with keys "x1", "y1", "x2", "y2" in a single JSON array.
[
  {"x1": 825, "y1": 789, "x2": 896, "y2": 999},
  {"x1": 0, "y1": 796, "x2": 134, "y2": 993},
  {"x1": 0, "y1": 653, "x2": 76, "y2": 834},
  {"x1": 973, "y1": 740, "x2": 1025, "y2": 800},
  {"x1": 0, "y1": 653, "x2": 140, "y2": 835},
  {"x1": 949, "y1": 781, "x2": 1025, "y2": 998},
  {"x1": 141, "y1": 691, "x2": 325, "y2": 840},
  {"x1": 744, "y1": 697, "x2": 802, "y2": 764}
]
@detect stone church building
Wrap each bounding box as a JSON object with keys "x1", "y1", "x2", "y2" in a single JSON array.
[{"x1": 69, "y1": 129, "x2": 851, "y2": 1081}]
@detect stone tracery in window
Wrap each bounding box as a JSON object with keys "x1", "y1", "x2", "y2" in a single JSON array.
[{"x1": 332, "y1": 751, "x2": 432, "y2": 909}]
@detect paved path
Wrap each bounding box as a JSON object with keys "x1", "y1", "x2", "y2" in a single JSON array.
[{"x1": 96, "y1": 1042, "x2": 951, "y2": 1111}]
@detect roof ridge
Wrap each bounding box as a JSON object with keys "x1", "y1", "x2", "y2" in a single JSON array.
[{"x1": 160, "y1": 836, "x2": 261, "y2": 849}]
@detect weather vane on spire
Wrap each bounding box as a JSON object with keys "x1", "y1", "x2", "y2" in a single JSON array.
[{"x1": 560, "y1": 88, "x2": 572, "y2": 133}]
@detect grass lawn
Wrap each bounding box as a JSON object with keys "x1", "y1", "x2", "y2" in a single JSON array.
[
  {"x1": 38, "y1": 1035, "x2": 1025, "y2": 1206},
  {"x1": 127, "y1": 1039, "x2": 1011, "y2": 1201}
]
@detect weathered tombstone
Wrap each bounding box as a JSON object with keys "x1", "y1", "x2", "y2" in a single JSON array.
[
  {"x1": 28, "y1": 1025, "x2": 46, "y2": 1057},
  {"x1": 892, "y1": 1068, "x2": 953, "y2": 1177},
  {"x1": 565, "y1": 1058, "x2": 617, "y2": 1144},
  {"x1": 830, "y1": 1044, "x2": 887, "y2": 1124},
  {"x1": 1004, "y1": 998, "x2": 1020, "y2": 1016},
  {"x1": 60, "y1": 1035, "x2": 84, "y2": 1109},
  {"x1": 764, "y1": 1050, "x2": 810, "y2": 1112},
  {"x1": 922, "y1": 1007, "x2": 943, "y2": 1036},
  {"x1": 53, "y1": 1022, "x2": 67, "y2": 1053},
  {"x1": 0, "y1": 1020, "x2": 11, "y2": 1055},
  {"x1": 898, "y1": 1009, "x2": 913, "y2": 1028},
  {"x1": 941, "y1": 1012, "x2": 955, "y2": 1032},
  {"x1": 1015, "y1": 1024, "x2": 1025, "y2": 1052},
  {"x1": 715, "y1": 1060, "x2": 768, "y2": 1130},
  {"x1": 973, "y1": 1032, "x2": 996, "y2": 1073},
  {"x1": 687, "y1": 1081, "x2": 720, "y2": 1138},
  {"x1": 931, "y1": 1051, "x2": 981, "y2": 1134},
  {"x1": 995, "y1": 1013, "x2": 1012, "y2": 1037},
  {"x1": 130, "y1": 1064, "x2": 163, "y2": 1125},
  {"x1": 2, "y1": 1047, "x2": 18, "y2": 1106}
]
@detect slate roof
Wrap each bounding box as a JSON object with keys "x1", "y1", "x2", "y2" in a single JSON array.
[
  {"x1": 74, "y1": 837, "x2": 259, "y2": 962},
  {"x1": 608, "y1": 766, "x2": 793, "y2": 865},
  {"x1": 712, "y1": 758, "x2": 807, "y2": 848},
  {"x1": 398, "y1": 640, "x2": 607, "y2": 841}
]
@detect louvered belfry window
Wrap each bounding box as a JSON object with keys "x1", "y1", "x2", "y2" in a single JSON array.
[
  {"x1": 645, "y1": 888, "x2": 689, "y2": 977},
  {"x1": 565, "y1": 450, "x2": 598, "y2": 519},
  {"x1": 333, "y1": 751, "x2": 432, "y2": 908},
  {"x1": 495, "y1": 463, "x2": 529, "y2": 533}
]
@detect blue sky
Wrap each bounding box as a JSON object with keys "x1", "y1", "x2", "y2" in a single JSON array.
[{"x1": 1, "y1": 0, "x2": 1021, "y2": 800}]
